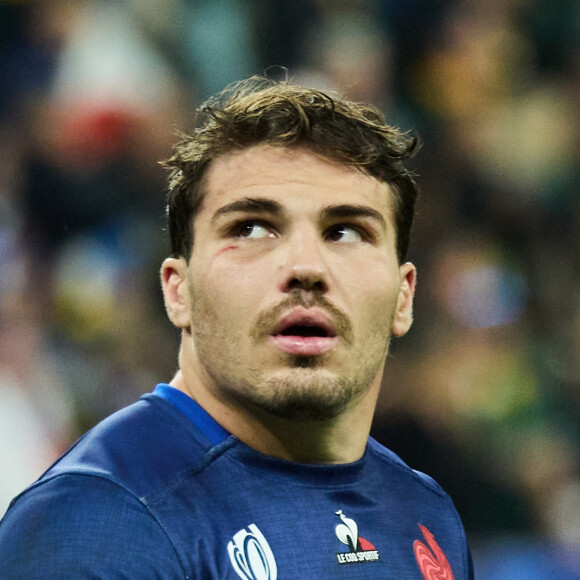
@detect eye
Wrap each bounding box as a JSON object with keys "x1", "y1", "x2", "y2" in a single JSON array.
[
  {"x1": 326, "y1": 224, "x2": 364, "y2": 243},
  {"x1": 234, "y1": 221, "x2": 276, "y2": 239}
]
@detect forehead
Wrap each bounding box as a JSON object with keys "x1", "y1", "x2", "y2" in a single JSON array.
[{"x1": 199, "y1": 144, "x2": 394, "y2": 216}]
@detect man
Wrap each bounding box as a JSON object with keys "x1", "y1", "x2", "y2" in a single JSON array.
[{"x1": 0, "y1": 77, "x2": 473, "y2": 578}]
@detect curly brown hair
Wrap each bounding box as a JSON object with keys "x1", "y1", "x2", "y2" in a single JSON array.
[{"x1": 163, "y1": 76, "x2": 420, "y2": 263}]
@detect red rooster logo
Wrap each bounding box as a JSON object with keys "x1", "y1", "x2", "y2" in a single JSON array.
[{"x1": 413, "y1": 524, "x2": 455, "y2": 580}]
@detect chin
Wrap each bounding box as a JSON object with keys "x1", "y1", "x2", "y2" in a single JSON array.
[{"x1": 251, "y1": 368, "x2": 363, "y2": 423}]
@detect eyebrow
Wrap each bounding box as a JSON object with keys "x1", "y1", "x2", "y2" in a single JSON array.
[
  {"x1": 211, "y1": 197, "x2": 285, "y2": 224},
  {"x1": 320, "y1": 204, "x2": 387, "y2": 230},
  {"x1": 210, "y1": 198, "x2": 387, "y2": 230}
]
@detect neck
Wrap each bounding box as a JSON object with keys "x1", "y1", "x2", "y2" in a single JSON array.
[{"x1": 169, "y1": 369, "x2": 380, "y2": 465}]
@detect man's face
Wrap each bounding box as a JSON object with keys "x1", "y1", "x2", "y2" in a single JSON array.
[{"x1": 176, "y1": 145, "x2": 415, "y2": 421}]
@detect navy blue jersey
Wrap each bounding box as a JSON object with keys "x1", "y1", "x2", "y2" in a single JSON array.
[{"x1": 0, "y1": 384, "x2": 473, "y2": 579}]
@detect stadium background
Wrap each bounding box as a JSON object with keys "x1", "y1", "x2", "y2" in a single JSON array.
[{"x1": 0, "y1": 1, "x2": 579, "y2": 577}]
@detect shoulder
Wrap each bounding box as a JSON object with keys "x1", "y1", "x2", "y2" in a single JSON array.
[
  {"x1": 366, "y1": 435, "x2": 469, "y2": 536},
  {"x1": 0, "y1": 472, "x2": 184, "y2": 578},
  {"x1": 0, "y1": 393, "x2": 215, "y2": 578},
  {"x1": 41, "y1": 393, "x2": 216, "y2": 499},
  {"x1": 366, "y1": 436, "x2": 455, "y2": 498},
  {"x1": 367, "y1": 437, "x2": 473, "y2": 577}
]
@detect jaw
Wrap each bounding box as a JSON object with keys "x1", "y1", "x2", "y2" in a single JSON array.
[{"x1": 175, "y1": 330, "x2": 387, "y2": 462}]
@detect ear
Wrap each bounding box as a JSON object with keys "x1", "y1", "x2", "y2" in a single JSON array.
[
  {"x1": 160, "y1": 257, "x2": 191, "y2": 330},
  {"x1": 391, "y1": 262, "x2": 417, "y2": 337}
]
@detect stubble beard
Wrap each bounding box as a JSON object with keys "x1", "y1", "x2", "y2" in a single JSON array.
[
  {"x1": 244, "y1": 353, "x2": 386, "y2": 422},
  {"x1": 190, "y1": 285, "x2": 393, "y2": 423}
]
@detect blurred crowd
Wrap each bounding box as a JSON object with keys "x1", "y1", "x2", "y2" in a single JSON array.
[{"x1": 0, "y1": 1, "x2": 579, "y2": 576}]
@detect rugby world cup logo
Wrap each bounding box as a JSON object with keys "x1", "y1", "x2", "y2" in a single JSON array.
[{"x1": 227, "y1": 524, "x2": 277, "y2": 580}]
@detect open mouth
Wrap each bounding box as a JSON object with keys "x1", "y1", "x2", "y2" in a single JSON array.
[
  {"x1": 279, "y1": 325, "x2": 329, "y2": 338},
  {"x1": 271, "y1": 309, "x2": 339, "y2": 356}
]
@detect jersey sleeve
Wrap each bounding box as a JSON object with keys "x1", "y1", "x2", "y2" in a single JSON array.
[{"x1": 0, "y1": 474, "x2": 185, "y2": 579}]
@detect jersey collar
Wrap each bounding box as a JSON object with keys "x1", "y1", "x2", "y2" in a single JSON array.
[{"x1": 152, "y1": 383, "x2": 230, "y2": 446}]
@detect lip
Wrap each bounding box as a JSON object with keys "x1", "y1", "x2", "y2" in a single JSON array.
[{"x1": 270, "y1": 307, "x2": 339, "y2": 356}]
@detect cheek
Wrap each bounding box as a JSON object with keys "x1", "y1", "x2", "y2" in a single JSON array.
[
  {"x1": 345, "y1": 274, "x2": 400, "y2": 329},
  {"x1": 191, "y1": 263, "x2": 263, "y2": 326},
  {"x1": 214, "y1": 250, "x2": 276, "y2": 295}
]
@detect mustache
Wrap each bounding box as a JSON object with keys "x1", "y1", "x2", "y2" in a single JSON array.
[{"x1": 251, "y1": 290, "x2": 354, "y2": 345}]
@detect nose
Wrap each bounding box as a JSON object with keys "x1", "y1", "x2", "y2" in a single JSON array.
[{"x1": 278, "y1": 228, "x2": 330, "y2": 294}]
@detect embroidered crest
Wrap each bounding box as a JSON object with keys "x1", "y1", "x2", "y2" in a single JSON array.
[{"x1": 413, "y1": 523, "x2": 455, "y2": 580}]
